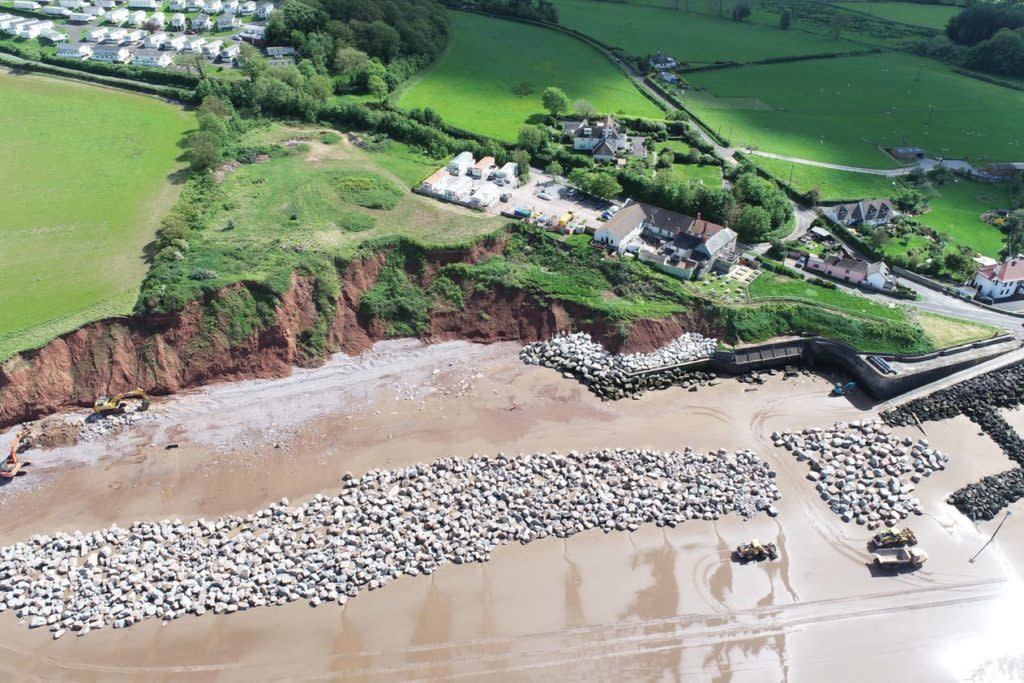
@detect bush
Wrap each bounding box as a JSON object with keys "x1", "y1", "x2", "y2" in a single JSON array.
[{"x1": 331, "y1": 172, "x2": 404, "y2": 209}]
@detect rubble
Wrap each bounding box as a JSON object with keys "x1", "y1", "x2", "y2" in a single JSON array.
[
  {"x1": 773, "y1": 419, "x2": 948, "y2": 529},
  {"x1": 0, "y1": 447, "x2": 779, "y2": 637},
  {"x1": 519, "y1": 332, "x2": 718, "y2": 400}
]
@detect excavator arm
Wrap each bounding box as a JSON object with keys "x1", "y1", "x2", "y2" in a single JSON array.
[{"x1": 93, "y1": 389, "x2": 151, "y2": 413}]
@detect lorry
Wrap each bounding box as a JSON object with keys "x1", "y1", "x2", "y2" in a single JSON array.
[
  {"x1": 872, "y1": 546, "x2": 927, "y2": 569},
  {"x1": 513, "y1": 207, "x2": 531, "y2": 219}
]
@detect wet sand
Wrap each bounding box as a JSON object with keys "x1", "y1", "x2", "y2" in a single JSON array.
[{"x1": 0, "y1": 340, "x2": 1022, "y2": 682}]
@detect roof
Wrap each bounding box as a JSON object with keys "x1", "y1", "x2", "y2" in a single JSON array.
[
  {"x1": 630, "y1": 137, "x2": 647, "y2": 156},
  {"x1": 688, "y1": 216, "x2": 726, "y2": 239},
  {"x1": 134, "y1": 48, "x2": 165, "y2": 57},
  {"x1": 598, "y1": 202, "x2": 647, "y2": 240},
  {"x1": 644, "y1": 204, "x2": 695, "y2": 235},
  {"x1": 978, "y1": 257, "x2": 1024, "y2": 284},
  {"x1": 650, "y1": 51, "x2": 675, "y2": 65},
  {"x1": 865, "y1": 261, "x2": 888, "y2": 276},
  {"x1": 422, "y1": 168, "x2": 447, "y2": 186},
  {"x1": 473, "y1": 156, "x2": 494, "y2": 169},
  {"x1": 822, "y1": 255, "x2": 869, "y2": 274},
  {"x1": 699, "y1": 228, "x2": 737, "y2": 257},
  {"x1": 810, "y1": 226, "x2": 831, "y2": 238},
  {"x1": 593, "y1": 140, "x2": 617, "y2": 158}
]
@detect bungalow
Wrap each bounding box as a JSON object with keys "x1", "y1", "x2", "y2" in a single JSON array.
[
  {"x1": 824, "y1": 198, "x2": 894, "y2": 227},
  {"x1": 419, "y1": 168, "x2": 449, "y2": 195},
  {"x1": 216, "y1": 12, "x2": 238, "y2": 30},
  {"x1": 494, "y1": 162, "x2": 518, "y2": 185},
  {"x1": 170, "y1": 12, "x2": 185, "y2": 29},
  {"x1": 219, "y1": 41, "x2": 239, "y2": 59},
  {"x1": 165, "y1": 33, "x2": 186, "y2": 50},
  {"x1": 237, "y1": 0, "x2": 255, "y2": 13},
  {"x1": 91, "y1": 43, "x2": 131, "y2": 62},
  {"x1": 126, "y1": 9, "x2": 146, "y2": 26},
  {"x1": 56, "y1": 41, "x2": 92, "y2": 58},
  {"x1": 105, "y1": 7, "x2": 127, "y2": 23},
  {"x1": 442, "y1": 176, "x2": 473, "y2": 202},
  {"x1": 85, "y1": 26, "x2": 108, "y2": 40},
  {"x1": 594, "y1": 202, "x2": 646, "y2": 252},
  {"x1": 19, "y1": 21, "x2": 53, "y2": 39},
  {"x1": 42, "y1": 6, "x2": 72, "y2": 17},
  {"x1": 190, "y1": 13, "x2": 212, "y2": 30},
  {"x1": 143, "y1": 30, "x2": 166, "y2": 48},
  {"x1": 94, "y1": 0, "x2": 119, "y2": 8},
  {"x1": 447, "y1": 151, "x2": 474, "y2": 176},
  {"x1": 238, "y1": 22, "x2": 265, "y2": 41},
  {"x1": 83, "y1": 6, "x2": 106, "y2": 17},
  {"x1": 126, "y1": 0, "x2": 157, "y2": 7},
  {"x1": 222, "y1": 0, "x2": 238, "y2": 11},
  {"x1": 201, "y1": 38, "x2": 222, "y2": 55},
  {"x1": 12, "y1": 1, "x2": 41, "y2": 9},
  {"x1": 806, "y1": 255, "x2": 894, "y2": 291},
  {"x1": 649, "y1": 51, "x2": 678, "y2": 70},
  {"x1": 146, "y1": 11, "x2": 164, "y2": 28},
  {"x1": 255, "y1": 1, "x2": 273, "y2": 18},
  {"x1": 132, "y1": 47, "x2": 172, "y2": 67},
  {"x1": 124, "y1": 28, "x2": 145, "y2": 41},
  {"x1": 168, "y1": 0, "x2": 185, "y2": 9},
  {"x1": 204, "y1": 0, "x2": 221, "y2": 12},
  {"x1": 266, "y1": 45, "x2": 294, "y2": 58},
  {"x1": 183, "y1": 35, "x2": 205, "y2": 51},
  {"x1": 68, "y1": 12, "x2": 92, "y2": 22},
  {"x1": 974, "y1": 256, "x2": 1024, "y2": 301},
  {"x1": 469, "y1": 156, "x2": 494, "y2": 179},
  {"x1": 104, "y1": 26, "x2": 128, "y2": 41},
  {"x1": 40, "y1": 27, "x2": 66, "y2": 41}
]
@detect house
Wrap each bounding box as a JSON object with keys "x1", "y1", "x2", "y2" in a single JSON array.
[
  {"x1": 168, "y1": 0, "x2": 185, "y2": 9},
  {"x1": 216, "y1": 12, "x2": 238, "y2": 30},
  {"x1": 594, "y1": 202, "x2": 646, "y2": 252},
  {"x1": 806, "y1": 255, "x2": 894, "y2": 291},
  {"x1": 143, "y1": 30, "x2": 166, "y2": 48},
  {"x1": 201, "y1": 38, "x2": 222, "y2": 55},
  {"x1": 91, "y1": 43, "x2": 131, "y2": 62},
  {"x1": 659, "y1": 72, "x2": 679, "y2": 84},
  {"x1": 443, "y1": 177, "x2": 473, "y2": 202},
  {"x1": 809, "y1": 226, "x2": 834, "y2": 242},
  {"x1": 56, "y1": 41, "x2": 92, "y2": 58},
  {"x1": 266, "y1": 45, "x2": 294, "y2": 58},
  {"x1": 146, "y1": 11, "x2": 164, "y2": 28},
  {"x1": 974, "y1": 256, "x2": 1024, "y2": 301},
  {"x1": 419, "y1": 168, "x2": 449, "y2": 195},
  {"x1": 239, "y1": 22, "x2": 265, "y2": 41},
  {"x1": 824, "y1": 199, "x2": 894, "y2": 227},
  {"x1": 133, "y1": 47, "x2": 171, "y2": 67},
  {"x1": 105, "y1": 7, "x2": 127, "y2": 23},
  {"x1": 183, "y1": 35, "x2": 206, "y2": 51},
  {"x1": 237, "y1": 0, "x2": 255, "y2": 14},
  {"x1": 204, "y1": 0, "x2": 221, "y2": 12},
  {"x1": 447, "y1": 151, "x2": 474, "y2": 176},
  {"x1": 170, "y1": 12, "x2": 185, "y2": 29},
  {"x1": 649, "y1": 51, "x2": 678, "y2": 70},
  {"x1": 42, "y1": 6, "x2": 72, "y2": 17},
  {"x1": 85, "y1": 26, "x2": 108, "y2": 40},
  {"x1": 469, "y1": 156, "x2": 494, "y2": 179},
  {"x1": 640, "y1": 208, "x2": 737, "y2": 278},
  {"x1": 864, "y1": 261, "x2": 895, "y2": 292},
  {"x1": 565, "y1": 116, "x2": 645, "y2": 162},
  {"x1": 219, "y1": 41, "x2": 239, "y2": 59},
  {"x1": 494, "y1": 162, "x2": 518, "y2": 185},
  {"x1": 165, "y1": 33, "x2": 186, "y2": 50},
  {"x1": 126, "y1": 9, "x2": 145, "y2": 26},
  {"x1": 190, "y1": 13, "x2": 212, "y2": 30},
  {"x1": 256, "y1": 1, "x2": 274, "y2": 18}
]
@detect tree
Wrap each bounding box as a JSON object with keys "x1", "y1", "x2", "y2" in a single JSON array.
[
  {"x1": 944, "y1": 250, "x2": 976, "y2": 281},
  {"x1": 541, "y1": 86, "x2": 569, "y2": 117},
  {"x1": 731, "y1": 3, "x2": 751, "y2": 21},
  {"x1": 735, "y1": 205, "x2": 772, "y2": 242},
  {"x1": 514, "y1": 149, "x2": 531, "y2": 182},
  {"x1": 589, "y1": 174, "x2": 622, "y2": 200},
  {"x1": 546, "y1": 160, "x2": 563, "y2": 180},
  {"x1": 517, "y1": 125, "x2": 546, "y2": 153},
  {"x1": 174, "y1": 52, "x2": 206, "y2": 79},
  {"x1": 186, "y1": 132, "x2": 223, "y2": 171},
  {"x1": 367, "y1": 73, "x2": 388, "y2": 103},
  {"x1": 573, "y1": 98, "x2": 596, "y2": 117},
  {"x1": 779, "y1": 8, "x2": 792, "y2": 30}
]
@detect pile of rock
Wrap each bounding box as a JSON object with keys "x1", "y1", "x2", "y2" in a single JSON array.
[
  {"x1": 78, "y1": 410, "x2": 155, "y2": 443},
  {"x1": 947, "y1": 468, "x2": 1024, "y2": 521},
  {"x1": 773, "y1": 419, "x2": 948, "y2": 528},
  {"x1": 737, "y1": 366, "x2": 808, "y2": 389},
  {"x1": 519, "y1": 332, "x2": 718, "y2": 399},
  {"x1": 0, "y1": 447, "x2": 778, "y2": 638}
]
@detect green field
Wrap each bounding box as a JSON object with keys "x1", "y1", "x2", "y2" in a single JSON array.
[
  {"x1": 832, "y1": 1, "x2": 959, "y2": 30},
  {"x1": 752, "y1": 155, "x2": 902, "y2": 200},
  {"x1": 916, "y1": 180, "x2": 1011, "y2": 257},
  {"x1": 0, "y1": 70, "x2": 192, "y2": 361},
  {"x1": 685, "y1": 53, "x2": 1024, "y2": 167},
  {"x1": 551, "y1": 0, "x2": 858, "y2": 63},
  {"x1": 748, "y1": 272, "x2": 907, "y2": 320},
  {"x1": 397, "y1": 12, "x2": 662, "y2": 140},
  {"x1": 667, "y1": 163, "x2": 723, "y2": 186}
]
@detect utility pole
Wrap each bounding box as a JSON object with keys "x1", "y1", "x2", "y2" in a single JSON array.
[{"x1": 969, "y1": 510, "x2": 1012, "y2": 564}]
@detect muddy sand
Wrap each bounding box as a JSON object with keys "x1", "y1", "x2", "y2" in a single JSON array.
[{"x1": 0, "y1": 339, "x2": 1022, "y2": 682}]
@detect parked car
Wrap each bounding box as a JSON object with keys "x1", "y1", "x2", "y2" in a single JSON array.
[
  {"x1": 537, "y1": 191, "x2": 552, "y2": 200},
  {"x1": 977, "y1": 295, "x2": 995, "y2": 304}
]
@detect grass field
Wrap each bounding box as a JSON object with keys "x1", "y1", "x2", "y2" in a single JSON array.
[
  {"x1": 666, "y1": 164, "x2": 723, "y2": 186},
  {"x1": 551, "y1": 0, "x2": 858, "y2": 63},
  {"x1": 685, "y1": 53, "x2": 1024, "y2": 167},
  {"x1": 915, "y1": 180, "x2": 1012, "y2": 257},
  {"x1": 748, "y1": 272, "x2": 908, "y2": 320},
  {"x1": 397, "y1": 12, "x2": 662, "y2": 140},
  {"x1": 917, "y1": 311, "x2": 998, "y2": 347},
  {"x1": 832, "y1": 1, "x2": 959, "y2": 30},
  {"x1": 0, "y1": 71, "x2": 192, "y2": 362},
  {"x1": 751, "y1": 155, "x2": 903, "y2": 200}
]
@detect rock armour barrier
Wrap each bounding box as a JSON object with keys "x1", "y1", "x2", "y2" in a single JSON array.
[{"x1": 0, "y1": 447, "x2": 779, "y2": 639}]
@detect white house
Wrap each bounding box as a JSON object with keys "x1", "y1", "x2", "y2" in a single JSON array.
[
  {"x1": 146, "y1": 11, "x2": 164, "y2": 27},
  {"x1": 40, "y1": 27, "x2": 66, "y2": 41},
  {"x1": 84, "y1": 6, "x2": 107, "y2": 17},
  {"x1": 204, "y1": 0, "x2": 221, "y2": 12},
  {"x1": 105, "y1": 27, "x2": 128, "y2": 42},
  {"x1": 68, "y1": 12, "x2": 92, "y2": 22},
  {"x1": 91, "y1": 43, "x2": 131, "y2": 62},
  {"x1": 105, "y1": 7, "x2": 127, "y2": 23},
  {"x1": 824, "y1": 198, "x2": 894, "y2": 227},
  {"x1": 266, "y1": 45, "x2": 293, "y2": 58},
  {"x1": 255, "y1": 1, "x2": 273, "y2": 18},
  {"x1": 190, "y1": 13, "x2": 212, "y2": 30},
  {"x1": 170, "y1": 12, "x2": 185, "y2": 29},
  {"x1": 238, "y1": 22, "x2": 264, "y2": 40},
  {"x1": 443, "y1": 176, "x2": 473, "y2": 202},
  {"x1": 494, "y1": 162, "x2": 518, "y2": 184},
  {"x1": 165, "y1": 33, "x2": 186, "y2": 50},
  {"x1": 19, "y1": 21, "x2": 53, "y2": 39},
  {"x1": 594, "y1": 202, "x2": 645, "y2": 253},
  {"x1": 864, "y1": 261, "x2": 895, "y2": 292},
  {"x1": 201, "y1": 38, "x2": 222, "y2": 55},
  {"x1": 143, "y1": 30, "x2": 166, "y2": 47},
  {"x1": 42, "y1": 6, "x2": 72, "y2": 17},
  {"x1": 974, "y1": 256, "x2": 1024, "y2": 301},
  {"x1": 184, "y1": 35, "x2": 206, "y2": 51},
  {"x1": 447, "y1": 151, "x2": 474, "y2": 176},
  {"x1": 133, "y1": 47, "x2": 171, "y2": 67},
  {"x1": 13, "y1": 1, "x2": 42, "y2": 9},
  {"x1": 237, "y1": 0, "x2": 255, "y2": 13},
  {"x1": 94, "y1": 0, "x2": 118, "y2": 8},
  {"x1": 124, "y1": 28, "x2": 145, "y2": 41},
  {"x1": 86, "y1": 26, "x2": 109, "y2": 40},
  {"x1": 126, "y1": 9, "x2": 145, "y2": 26},
  {"x1": 219, "y1": 41, "x2": 239, "y2": 59},
  {"x1": 216, "y1": 12, "x2": 238, "y2": 30},
  {"x1": 126, "y1": 0, "x2": 157, "y2": 8},
  {"x1": 56, "y1": 41, "x2": 92, "y2": 58}
]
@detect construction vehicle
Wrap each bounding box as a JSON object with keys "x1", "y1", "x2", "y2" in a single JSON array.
[
  {"x1": 832, "y1": 381, "x2": 857, "y2": 397},
  {"x1": 871, "y1": 527, "x2": 917, "y2": 549},
  {"x1": 93, "y1": 389, "x2": 150, "y2": 415},
  {"x1": 735, "y1": 539, "x2": 778, "y2": 562},
  {"x1": 872, "y1": 546, "x2": 927, "y2": 569},
  {"x1": 2, "y1": 430, "x2": 31, "y2": 479}
]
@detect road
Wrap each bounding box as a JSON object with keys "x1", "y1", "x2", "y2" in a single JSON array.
[{"x1": 743, "y1": 149, "x2": 914, "y2": 176}]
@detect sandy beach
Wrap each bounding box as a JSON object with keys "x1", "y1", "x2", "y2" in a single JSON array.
[{"x1": 0, "y1": 339, "x2": 1021, "y2": 682}]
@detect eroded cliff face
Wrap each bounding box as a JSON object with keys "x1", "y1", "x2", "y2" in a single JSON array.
[{"x1": 0, "y1": 244, "x2": 720, "y2": 428}]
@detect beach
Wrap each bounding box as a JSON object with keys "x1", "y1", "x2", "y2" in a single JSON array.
[{"x1": 0, "y1": 339, "x2": 1021, "y2": 682}]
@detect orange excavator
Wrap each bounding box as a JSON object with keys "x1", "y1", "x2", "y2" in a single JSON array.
[{"x1": 2, "y1": 430, "x2": 31, "y2": 479}]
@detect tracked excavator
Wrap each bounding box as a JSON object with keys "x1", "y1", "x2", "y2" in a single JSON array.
[
  {"x1": 93, "y1": 389, "x2": 151, "y2": 415},
  {"x1": 2, "y1": 430, "x2": 31, "y2": 479}
]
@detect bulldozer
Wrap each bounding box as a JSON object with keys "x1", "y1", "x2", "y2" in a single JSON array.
[
  {"x1": 93, "y1": 389, "x2": 151, "y2": 415},
  {"x1": 871, "y1": 527, "x2": 917, "y2": 549},
  {"x1": 735, "y1": 539, "x2": 778, "y2": 562},
  {"x1": 2, "y1": 429, "x2": 31, "y2": 479}
]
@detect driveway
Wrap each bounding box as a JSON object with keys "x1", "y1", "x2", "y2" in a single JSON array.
[{"x1": 485, "y1": 173, "x2": 614, "y2": 229}]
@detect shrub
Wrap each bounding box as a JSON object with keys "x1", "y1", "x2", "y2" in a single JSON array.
[
  {"x1": 319, "y1": 131, "x2": 342, "y2": 144},
  {"x1": 331, "y1": 172, "x2": 404, "y2": 209}
]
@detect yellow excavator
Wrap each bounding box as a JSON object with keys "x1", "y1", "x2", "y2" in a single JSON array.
[
  {"x1": 2, "y1": 430, "x2": 31, "y2": 479},
  {"x1": 93, "y1": 389, "x2": 151, "y2": 415}
]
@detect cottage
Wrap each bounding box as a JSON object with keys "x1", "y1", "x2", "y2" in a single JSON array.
[
  {"x1": 184, "y1": 35, "x2": 206, "y2": 51},
  {"x1": 237, "y1": 0, "x2": 255, "y2": 13},
  {"x1": 805, "y1": 255, "x2": 893, "y2": 291},
  {"x1": 469, "y1": 156, "x2": 494, "y2": 179},
  {"x1": 974, "y1": 256, "x2": 1024, "y2": 301},
  {"x1": 42, "y1": 6, "x2": 72, "y2": 17},
  {"x1": 126, "y1": 9, "x2": 145, "y2": 26},
  {"x1": 494, "y1": 162, "x2": 518, "y2": 185},
  {"x1": 91, "y1": 43, "x2": 131, "y2": 62},
  {"x1": 190, "y1": 13, "x2": 212, "y2": 30},
  {"x1": 266, "y1": 45, "x2": 294, "y2": 58},
  {"x1": 649, "y1": 51, "x2": 678, "y2": 70},
  {"x1": 201, "y1": 38, "x2": 223, "y2": 55},
  {"x1": 170, "y1": 12, "x2": 185, "y2": 29},
  {"x1": 127, "y1": 0, "x2": 158, "y2": 7},
  {"x1": 824, "y1": 199, "x2": 894, "y2": 227},
  {"x1": 864, "y1": 261, "x2": 894, "y2": 292},
  {"x1": 165, "y1": 33, "x2": 186, "y2": 50},
  {"x1": 56, "y1": 41, "x2": 92, "y2": 58},
  {"x1": 147, "y1": 11, "x2": 164, "y2": 27},
  {"x1": 143, "y1": 30, "x2": 166, "y2": 48},
  {"x1": 239, "y1": 22, "x2": 265, "y2": 41},
  {"x1": 419, "y1": 168, "x2": 449, "y2": 195},
  {"x1": 216, "y1": 12, "x2": 238, "y2": 30},
  {"x1": 219, "y1": 41, "x2": 239, "y2": 59},
  {"x1": 443, "y1": 177, "x2": 473, "y2": 202},
  {"x1": 447, "y1": 151, "x2": 474, "y2": 176},
  {"x1": 256, "y1": 1, "x2": 274, "y2": 18},
  {"x1": 132, "y1": 47, "x2": 171, "y2": 67},
  {"x1": 105, "y1": 7, "x2": 127, "y2": 23}
]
